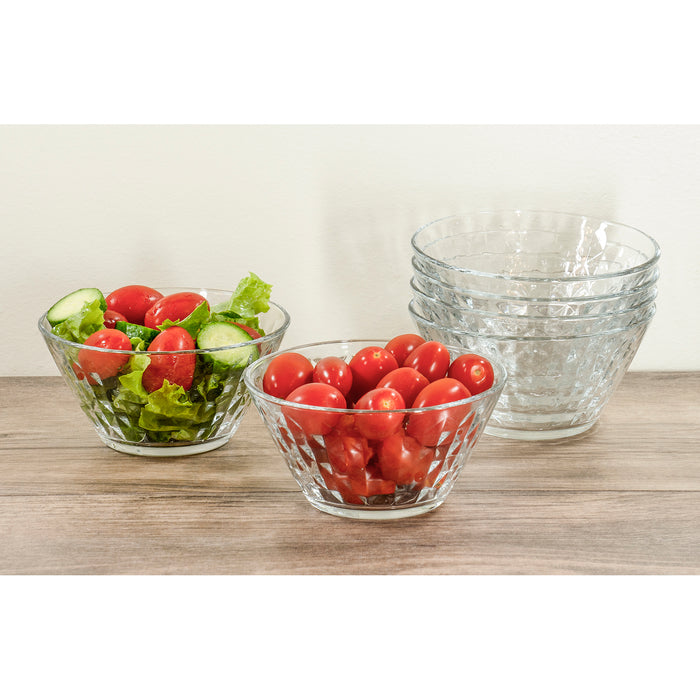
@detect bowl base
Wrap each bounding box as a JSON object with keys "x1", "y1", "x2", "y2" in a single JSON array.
[
  {"x1": 100, "y1": 435, "x2": 231, "y2": 456},
  {"x1": 307, "y1": 499, "x2": 445, "y2": 520},
  {"x1": 484, "y1": 420, "x2": 596, "y2": 441}
]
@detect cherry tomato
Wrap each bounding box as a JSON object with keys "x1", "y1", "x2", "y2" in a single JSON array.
[
  {"x1": 76, "y1": 329, "x2": 132, "y2": 380},
  {"x1": 348, "y1": 346, "x2": 398, "y2": 401},
  {"x1": 320, "y1": 468, "x2": 363, "y2": 505},
  {"x1": 406, "y1": 377, "x2": 472, "y2": 446},
  {"x1": 324, "y1": 416, "x2": 374, "y2": 476},
  {"x1": 403, "y1": 340, "x2": 451, "y2": 382},
  {"x1": 376, "y1": 428, "x2": 436, "y2": 485},
  {"x1": 103, "y1": 309, "x2": 128, "y2": 329},
  {"x1": 262, "y1": 352, "x2": 314, "y2": 399},
  {"x1": 312, "y1": 356, "x2": 353, "y2": 397},
  {"x1": 142, "y1": 326, "x2": 197, "y2": 392},
  {"x1": 233, "y1": 322, "x2": 261, "y2": 340},
  {"x1": 375, "y1": 367, "x2": 429, "y2": 408},
  {"x1": 353, "y1": 387, "x2": 406, "y2": 440},
  {"x1": 347, "y1": 463, "x2": 396, "y2": 497},
  {"x1": 385, "y1": 333, "x2": 426, "y2": 366},
  {"x1": 324, "y1": 464, "x2": 396, "y2": 500},
  {"x1": 143, "y1": 292, "x2": 209, "y2": 329},
  {"x1": 282, "y1": 382, "x2": 346, "y2": 436},
  {"x1": 105, "y1": 285, "x2": 163, "y2": 325},
  {"x1": 448, "y1": 354, "x2": 495, "y2": 395}
]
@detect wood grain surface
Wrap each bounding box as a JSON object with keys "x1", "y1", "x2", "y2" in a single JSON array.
[{"x1": 1, "y1": 373, "x2": 699, "y2": 574}]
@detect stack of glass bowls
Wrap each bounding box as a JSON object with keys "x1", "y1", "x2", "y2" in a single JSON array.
[{"x1": 409, "y1": 210, "x2": 660, "y2": 440}]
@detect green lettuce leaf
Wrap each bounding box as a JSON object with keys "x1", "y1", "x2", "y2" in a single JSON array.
[
  {"x1": 211, "y1": 272, "x2": 271, "y2": 319},
  {"x1": 52, "y1": 298, "x2": 105, "y2": 343},
  {"x1": 138, "y1": 380, "x2": 216, "y2": 437},
  {"x1": 158, "y1": 300, "x2": 210, "y2": 339}
]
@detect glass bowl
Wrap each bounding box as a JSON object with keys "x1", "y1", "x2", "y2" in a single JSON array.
[
  {"x1": 409, "y1": 300, "x2": 655, "y2": 440},
  {"x1": 411, "y1": 262, "x2": 659, "y2": 317},
  {"x1": 410, "y1": 279, "x2": 657, "y2": 337},
  {"x1": 39, "y1": 288, "x2": 290, "y2": 456},
  {"x1": 243, "y1": 340, "x2": 506, "y2": 520},
  {"x1": 411, "y1": 210, "x2": 660, "y2": 297}
]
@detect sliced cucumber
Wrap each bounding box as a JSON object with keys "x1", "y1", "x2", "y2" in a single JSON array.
[
  {"x1": 115, "y1": 321, "x2": 160, "y2": 345},
  {"x1": 46, "y1": 288, "x2": 106, "y2": 326},
  {"x1": 197, "y1": 321, "x2": 259, "y2": 367}
]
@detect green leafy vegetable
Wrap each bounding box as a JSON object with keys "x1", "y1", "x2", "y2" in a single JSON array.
[
  {"x1": 158, "y1": 300, "x2": 210, "y2": 339},
  {"x1": 138, "y1": 380, "x2": 217, "y2": 440},
  {"x1": 52, "y1": 298, "x2": 105, "y2": 343},
  {"x1": 211, "y1": 272, "x2": 271, "y2": 320}
]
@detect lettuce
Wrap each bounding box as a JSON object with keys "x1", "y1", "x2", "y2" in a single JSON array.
[
  {"x1": 52, "y1": 298, "x2": 105, "y2": 343},
  {"x1": 210, "y1": 272, "x2": 271, "y2": 332},
  {"x1": 158, "y1": 300, "x2": 210, "y2": 339},
  {"x1": 138, "y1": 380, "x2": 217, "y2": 441}
]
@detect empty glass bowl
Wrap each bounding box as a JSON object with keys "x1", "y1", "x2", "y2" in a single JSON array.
[
  {"x1": 39, "y1": 289, "x2": 290, "y2": 456},
  {"x1": 243, "y1": 340, "x2": 506, "y2": 520},
  {"x1": 411, "y1": 262, "x2": 659, "y2": 317},
  {"x1": 411, "y1": 278, "x2": 657, "y2": 337},
  {"x1": 409, "y1": 300, "x2": 655, "y2": 440},
  {"x1": 411, "y1": 210, "x2": 661, "y2": 298}
]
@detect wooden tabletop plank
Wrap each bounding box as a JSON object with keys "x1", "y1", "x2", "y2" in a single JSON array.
[{"x1": 1, "y1": 373, "x2": 698, "y2": 574}]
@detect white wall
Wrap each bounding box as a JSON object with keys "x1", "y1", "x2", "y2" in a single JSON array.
[{"x1": 4, "y1": 124, "x2": 699, "y2": 376}]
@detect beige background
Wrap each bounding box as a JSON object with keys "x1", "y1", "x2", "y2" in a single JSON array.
[{"x1": 3, "y1": 124, "x2": 698, "y2": 375}]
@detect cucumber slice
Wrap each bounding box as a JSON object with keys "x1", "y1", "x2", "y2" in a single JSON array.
[
  {"x1": 46, "y1": 288, "x2": 106, "y2": 325},
  {"x1": 115, "y1": 321, "x2": 160, "y2": 345},
  {"x1": 197, "y1": 321, "x2": 259, "y2": 367}
]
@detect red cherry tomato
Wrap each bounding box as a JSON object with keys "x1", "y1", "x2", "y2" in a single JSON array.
[
  {"x1": 375, "y1": 367, "x2": 429, "y2": 408},
  {"x1": 324, "y1": 416, "x2": 374, "y2": 477},
  {"x1": 312, "y1": 356, "x2": 353, "y2": 397},
  {"x1": 262, "y1": 352, "x2": 314, "y2": 399},
  {"x1": 143, "y1": 292, "x2": 209, "y2": 329},
  {"x1": 142, "y1": 326, "x2": 197, "y2": 392},
  {"x1": 103, "y1": 309, "x2": 128, "y2": 329},
  {"x1": 105, "y1": 285, "x2": 164, "y2": 325},
  {"x1": 233, "y1": 322, "x2": 261, "y2": 340},
  {"x1": 353, "y1": 387, "x2": 406, "y2": 440},
  {"x1": 323, "y1": 464, "x2": 396, "y2": 500},
  {"x1": 406, "y1": 377, "x2": 472, "y2": 447},
  {"x1": 385, "y1": 333, "x2": 426, "y2": 366},
  {"x1": 348, "y1": 346, "x2": 398, "y2": 401},
  {"x1": 76, "y1": 329, "x2": 132, "y2": 380},
  {"x1": 403, "y1": 340, "x2": 451, "y2": 382},
  {"x1": 448, "y1": 354, "x2": 495, "y2": 395},
  {"x1": 376, "y1": 428, "x2": 436, "y2": 485},
  {"x1": 346, "y1": 463, "x2": 396, "y2": 497},
  {"x1": 282, "y1": 382, "x2": 347, "y2": 436}
]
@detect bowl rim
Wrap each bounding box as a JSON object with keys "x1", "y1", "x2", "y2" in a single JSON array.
[
  {"x1": 411, "y1": 257, "x2": 660, "y2": 303},
  {"x1": 410, "y1": 276, "x2": 658, "y2": 324},
  {"x1": 242, "y1": 339, "x2": 507, "y2": 414},
  {"x1": 38, "y1": 291, "x2": 291, "y2": 356},
  {"x1": 410, "y1": 209, "x2": 661, "y2": 283},
  {"x1": 409, "y1": 299, "x2": 656, "y2": 342}
]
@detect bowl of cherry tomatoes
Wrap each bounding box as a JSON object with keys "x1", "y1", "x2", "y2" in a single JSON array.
[{"x1": 243, "y1": 335, "x2": 506, "y2": 519}]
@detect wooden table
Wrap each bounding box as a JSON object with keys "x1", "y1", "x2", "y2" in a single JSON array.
[{"x1": 1, "y1": 373, "x2": 699, "y2": 574}]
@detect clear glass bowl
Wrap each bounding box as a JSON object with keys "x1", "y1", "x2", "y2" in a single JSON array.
[
  {"x1": 39, "y1": 288, "x2": 290, "y2": 456},
  {"x1": 243, "y1": 340, "x2": 506, "y2": 520},
  {"x1": 411, "y1": 280, "x2": 657, "y2": 337},
  {"x1": 412, "y1": 262, "x2": 659, "y2": 317},
  {"x1": 411, "y1": 210, "x2": 661, "y2": 297},
  {"x1": 409, "y1": 301, "x2": 655, "y2": 440}
]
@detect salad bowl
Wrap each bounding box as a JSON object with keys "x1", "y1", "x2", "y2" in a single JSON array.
[{"x1": 40, "y1": 285, "x2": 290, "y2": 456}]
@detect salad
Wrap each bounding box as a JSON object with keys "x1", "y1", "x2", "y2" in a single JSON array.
[{"x1": 44, "y1": 273, "x2": 275, "y2": 445}]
